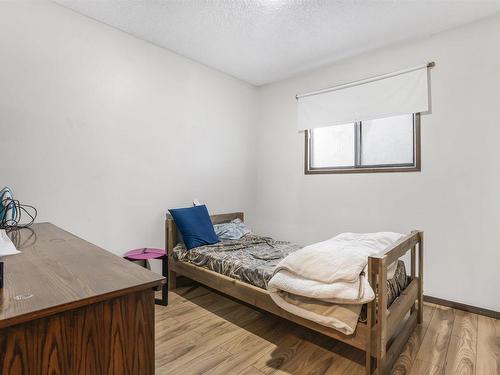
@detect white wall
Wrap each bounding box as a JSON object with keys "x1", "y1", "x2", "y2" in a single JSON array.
[
  {"x1": 2, "y1": 1, "x2": 498, "y2": 312},
  {"x1": 254, "y1": 15, "x2": 500, "y2": 312},
  {"x1": 0, "y1": 2, "x2": 257, "y2": 257}
]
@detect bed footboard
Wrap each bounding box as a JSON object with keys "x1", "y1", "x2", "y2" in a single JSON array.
[{"x1": 365, "y1": 231, "x2": 423, "y2": 375}]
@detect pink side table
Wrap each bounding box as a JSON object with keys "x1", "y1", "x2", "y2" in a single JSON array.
[{"x1": 124, "y1": 248, "x2": 168, "y2": 306}]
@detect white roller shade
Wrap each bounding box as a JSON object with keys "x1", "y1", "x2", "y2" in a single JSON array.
[{"x1": 297, "y1": 65, "x2": 429, "y2": 130}]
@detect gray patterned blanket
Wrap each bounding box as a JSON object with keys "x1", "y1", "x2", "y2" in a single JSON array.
[{"x1": 172, "y1": 235, "x2": 300, "y2": 289}]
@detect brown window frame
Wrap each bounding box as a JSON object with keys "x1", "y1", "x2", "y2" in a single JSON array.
[{"x1": 304, "y1": 113, "x2": 421, "y2": 174}]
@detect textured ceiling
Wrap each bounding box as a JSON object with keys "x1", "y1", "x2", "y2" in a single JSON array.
[{"x1": 54, "y1": 0, "x2": 500, "y2": 86}]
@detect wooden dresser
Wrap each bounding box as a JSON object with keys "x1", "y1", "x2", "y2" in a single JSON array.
[{"x1": 0, "y1": 223, "x2": 165, "y2": 375}]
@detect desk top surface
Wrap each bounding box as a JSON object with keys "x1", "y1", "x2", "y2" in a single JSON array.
[{"x1": 0, "y1": 223, "x2": 165, "y2": 328}]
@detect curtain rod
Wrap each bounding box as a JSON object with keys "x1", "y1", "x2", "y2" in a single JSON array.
[{"x1": 296, "y1": 61, "x2": 435, "y2": 100}]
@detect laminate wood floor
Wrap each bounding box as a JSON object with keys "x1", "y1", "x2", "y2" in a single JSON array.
[{"x1": 155, "y1": 286, "x2": 499, "y2": 375}]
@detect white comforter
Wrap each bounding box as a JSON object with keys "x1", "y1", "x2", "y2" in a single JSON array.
[{"x1": 267, "y1": 232, "x2": 404, "y2": 334}]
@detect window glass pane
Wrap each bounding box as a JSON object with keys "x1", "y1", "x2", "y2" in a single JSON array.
[
  {"x1": 361, "y1": 114, "x2": 414, "y2": 166},
  {"x1": 310, "y1": 123, "x2": 355, "y2": 168}
]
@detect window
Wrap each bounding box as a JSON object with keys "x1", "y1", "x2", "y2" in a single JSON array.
[{"x1": 305, "y1": 114, "x2": 420, "y2": 174}]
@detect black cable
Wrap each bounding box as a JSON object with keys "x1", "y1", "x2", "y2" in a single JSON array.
[{"x1": 0, "y1": 197, "x2": 37, "y2": 232}]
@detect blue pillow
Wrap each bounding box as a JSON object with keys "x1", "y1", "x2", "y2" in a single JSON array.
[{"x1": 168, "y1": 205, "x2": 219, "y2": 250}]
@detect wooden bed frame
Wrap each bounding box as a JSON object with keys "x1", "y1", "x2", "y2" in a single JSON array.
[{"x1": 165, "y1": 212, "x2": 423, "y2": 375}]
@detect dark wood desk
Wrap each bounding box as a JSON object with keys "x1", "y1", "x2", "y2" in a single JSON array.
[{"x1": 0, "y1": 223, "x2": 165, "y2": 375}]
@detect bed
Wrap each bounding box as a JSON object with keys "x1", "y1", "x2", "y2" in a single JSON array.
[{"x1": 166, "y1": 212, "x2": 423, "y2": 375}]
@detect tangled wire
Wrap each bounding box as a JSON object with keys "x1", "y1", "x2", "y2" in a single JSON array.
[{"x1": 0, "y1": 187, "x2": 37, "y2": 232}]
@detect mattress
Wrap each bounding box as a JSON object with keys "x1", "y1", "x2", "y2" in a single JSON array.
[
  {"x1": 172, "y1": 234, "x2": 408, "y2": 311},
  {"x1": 172, "y1": 235, "x2": 299, "y2": 289}
]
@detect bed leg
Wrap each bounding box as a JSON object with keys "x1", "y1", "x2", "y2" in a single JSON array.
[
  {"x1": 168, "y1": 269, "x2": 177, "y2": 290},
  {"x1": 376, "y1": 258, "x2": 388, "y2": 375},
  {"x1": 410, "y1": 233, "x2": 417, "y2": 317},
  {"x1": 417, "y1": 231, "x2": 424, "y2": 324},
  {"x1": 165, "y1": 218, "x2": 177, "y2": 291},
  {"x1": 365, "y1": 355, "x2": 371, "y2": 375},
  {"x1": 366, "y1": 258, "x2": 376, "y2": 375},
  {"x1": 366, "y1": 317, "x2": 372, "y2": 375}
]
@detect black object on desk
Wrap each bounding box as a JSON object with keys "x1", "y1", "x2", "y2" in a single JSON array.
[{"x1": 0, "y1": 261, "x2": 3, "y2": 288}]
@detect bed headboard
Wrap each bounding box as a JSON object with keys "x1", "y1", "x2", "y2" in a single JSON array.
[{"x1": 165, "y1": 212, "x2": 244, "y2": 253}]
